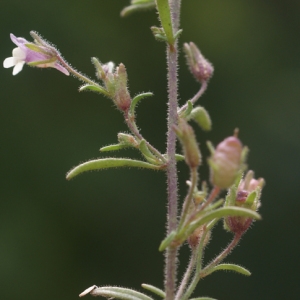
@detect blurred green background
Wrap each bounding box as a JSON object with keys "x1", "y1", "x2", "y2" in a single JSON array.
[{"x1": 1, "y1": 0, "x2": 299, "y2": 299}]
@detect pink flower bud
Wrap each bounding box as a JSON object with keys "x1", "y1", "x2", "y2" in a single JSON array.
[
  {"x1": 113, "y1": 64, "x2": 131, "y2": 112},
  {"x1": 208, "y1": 136, "x2": 243, "y2": 189},
  {"x1": 184, "y1": 42, "x2": 214, "y2": 83}
]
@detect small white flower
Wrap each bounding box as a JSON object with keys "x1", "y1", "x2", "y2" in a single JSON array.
[
  {"x1": 3, "y1": 46, "x2": 27, "y2": 75},
  {"x1": 3, "y1": 33, "x2": 69, "y2": 76}
]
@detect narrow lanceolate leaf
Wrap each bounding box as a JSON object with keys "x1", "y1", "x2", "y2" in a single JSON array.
[
  {"x1": 66, "y1": 158, "x2": 164, "y2": 180},
  {"x1": 129, "y1": 92, "x2": 153, "y2": 118},
  {"x1": 79, "y1": 84, "x2": 109, "y2": 96},
  {"x1": 90, "y1": 286, "x2": 154, "y2": 300},
  {"x1": 177, "y1": 207, "x2": 261, "y2": 244},
  {"x1": 175, "y1": 154, "x2": 185, "y2": 161},
  {"x1": 159, "y1": 230, "x2": 177, "y2": 251},
  {"x1": 100, "y1": 144, "x2": 128, "y2": 152},
  {"x1": 141, "y1": 284, "x2": 165, "y2": 298},
  {"x1": 180, "y1": 100, "x2": 193, "y2": 118},
  {"x1": 155, "y1": 0, "x2": 174, "y2": 45},
  {"x1": 121, "y1": 2, "x2": 156, "y2": 17},
  {"x1": 207, "y1": 263, "x2": 251, "y2": 276}
]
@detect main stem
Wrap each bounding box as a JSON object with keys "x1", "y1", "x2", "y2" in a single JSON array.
[{"x1": 165, "y1": 1, "x2": 181, "y2": 300}]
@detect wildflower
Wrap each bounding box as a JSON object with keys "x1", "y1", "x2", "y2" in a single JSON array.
[
  {"x1": 3, "y1": 33, "x2": 69, "y2": 76},
  {"x1": 225, "y1": 170, "x2": 265, "y2": 234}
]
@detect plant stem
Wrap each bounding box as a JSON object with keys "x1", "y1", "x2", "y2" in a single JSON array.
[
  {"x1": 56, "y1": 53, "x2": 99, "y2": 86},
  {"x1": 175, "y1": 251, "x2": 197, "y2": 300},
  {"x1": 200, "y1": 233, "x2": 242, "y2": 278},
  {"x1": 165, "y1": 1, "x2": 181, "y2": 299},
  {"x1": 177, "y1": 168, "x2": 198, "y2": 232},
  {"x1": 125, "y1": 112, "x2": 167, "y2": 163},
  {"x1": 180, "y1": 228, "x2": 209, "y2": 300},
  {"x1": 177, "y1": 81, "x2": 208, "y2": 114},
  {"x1": 199, "y1": 186, "x2": 220, "y2": 212}
]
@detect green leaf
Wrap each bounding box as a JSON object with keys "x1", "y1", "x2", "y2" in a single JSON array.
[
  {"x1": 121, "y1": 2, "x2": 156, "y2": 17},
  {"x1": 156, "y1": 0, "x2": 175, "y2": 45},
  {"x1": 179, "y1": 100, "x2": 193, "y2": 118},
  {"x1": 159, "y1": 230, "x2": 176, "y2": 251},
  {"x1": 100, "y1": 144, "x2": 128, "y2": 152},
  {"x1": 129, "y1": 92, "x2": 153, "y2": 118},
  {"x1": 141, "y1": 284, "x2": 165, "y2": 298},
  {"x1": 66, "y1": 158, "x2": 164, "y2": 180},
  {"x1": 175, "y1": 154, "x2": 185, "y2": 161},
  {"x1": 90, "y1": 286, "x2": 154, "y2": 300},
  {"x1": 174, "y1": 29, "x2": 183, "y2": 40},
  {"x1": 177, "y1": 207, "x2": 261, "y2": 244},
  {"x1": 139, "y1": 140, "x2": 156, "y2": 158},
  {"x1": 207, "y1": 263, "x2": 251, "y2": 276},
  {"x1": 79, "y1": 84, "x2": 109, "y2": 96}
]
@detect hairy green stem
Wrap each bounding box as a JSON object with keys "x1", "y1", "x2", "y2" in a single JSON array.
[
  {"x1": 55, "y1": 53, "x2": 99, "y2": 86},
  {"x1": 177, "y1": 81, "x2": 208, "y2": 114},
  {"x1": 177, "y1": 168, "x2": 198, "y2": 232},
  {"x1": 125, "y1": 112, "x2": 167, "y2": 163},
  {"x1": 200, "y1": 233, "x2": 242, "y2": 278},
  {"x1": 180, "y1": 229, "x2": 209, "y2": 300},
  {"x1": 175, "y1": 251, "x2": 197, "y2": 300},
  {"x1": 165, "y1": 1, "x2": 181, "y2": 299}
]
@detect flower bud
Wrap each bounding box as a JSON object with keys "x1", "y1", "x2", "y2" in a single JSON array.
[
  {"x1": 118, "y1": 133, "x2": 139, "y2": 148},
  {"x1": 188, "y1": 225, "x2": 211, "y2": 250},
  {"x1": 225, "y1": 171, "x2": 265, "y2": 234},
  {"x1": 184, "y1": 42, "x2": 214, "y2": 83},
  {"x1": 113, "y1": 63, "x2": 131, "y2": 112},
  {"x1": 208, "y1": 136, "x2": 243, "y2": 189},
  {"x1": 174, "y1": 119, "x2": 201, "y2": 169},
  {"x1": 188, "y1": 106, "x2": 212, "y2": 131}
]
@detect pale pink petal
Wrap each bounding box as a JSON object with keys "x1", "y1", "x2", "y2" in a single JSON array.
[
  {"x1": 54, "y1": 63, "x2": 69, "y2": 76},
  {"x1": 3, "y1": 57, "x2": 17, "y2": 68},
  {"x1": 12, "y1": 61, "x2": 25, "y2": 75}
]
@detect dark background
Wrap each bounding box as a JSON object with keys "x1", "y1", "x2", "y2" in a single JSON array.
[{"x1": 1, "y1": 1, "x2": 299, "y2": 299}]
